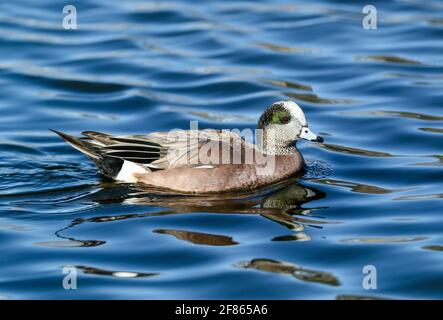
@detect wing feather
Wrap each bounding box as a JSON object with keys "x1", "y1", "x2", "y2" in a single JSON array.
[{"x1": 80, "y1": 130, "x2": 257, "y2": 169}]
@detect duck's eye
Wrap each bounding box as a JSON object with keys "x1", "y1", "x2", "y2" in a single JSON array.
[
  {"x1": 281, "y1": 116, "x2": 291, "y2": 124},
  {"x1": 305, "y1": 130, "x2": 308, "y2": 133}
]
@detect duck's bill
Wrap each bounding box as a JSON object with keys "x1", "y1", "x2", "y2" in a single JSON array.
[{"x1": 300, "y1": 127, "x2": 324, "y2": 143}]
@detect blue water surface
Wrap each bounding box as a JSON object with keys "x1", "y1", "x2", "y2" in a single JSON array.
[{"x1": 0, "y1": 0, "x2": 442, "y2": 299}]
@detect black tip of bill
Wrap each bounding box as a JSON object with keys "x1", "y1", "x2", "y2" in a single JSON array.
[{"x1": 313, "y1": 136, "x2": 324, "y2": 143}]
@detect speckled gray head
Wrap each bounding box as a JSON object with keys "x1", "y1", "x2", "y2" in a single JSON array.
[{"x1": 258, "y1": 100, "x2": 324, "y2": 144}]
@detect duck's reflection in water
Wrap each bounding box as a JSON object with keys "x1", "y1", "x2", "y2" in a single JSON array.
[
  {"x1": 73, "y1": 265, "x2": 158, "y2": 278},
  {"x1": 53, "y1": 181, "x2": 340, "y2": 283},
  {"x1": 34, "y1": 239, "x2": 105, "y2": 248},
  {"x1": 235, "y1": 258, "x2": 340, "y2": 287},
  {"x1": 153, "y1": 229, "x2": 238, "y2": 246},
  {"x1": 54, "y1": 180, "x2": 335, "y2": 247}
]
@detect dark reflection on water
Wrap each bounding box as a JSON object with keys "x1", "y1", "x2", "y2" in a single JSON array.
[
  {"x1": 319, "y1": 143, "x2": 394, "y2": 158},
  {"x1": 235, "y1": 258, "x2": 340, "y2": 286},
  {"x1": 344, "y1": 110, "x2": 443, "y2": 121},
  {"x1": 261, "y1": 78, "x2": 313, "y2": 92},
  {"x1": 341, "y1": 236, "x2": 427, "y2": 244},
  {"x1": 313, "y1": 178, "x2": 398, "y2": 194},
  {"x1": 0, "y1": 0, "x2": 442, "y2": 299},
  {"x1": 419, "y1": 128, "x2": 443, "y2": 134},
  {"x1": 75, "y1": 266, "x2": 158, "y2": 279},
  {"x1": 34, "y1": 240, "x2": 105, "y2": 248},
  {"x1": 422, "y1": 245, "x2": 443, "y2": 252},
  {"x1": 153, "y1": 229, "x2": 238, "y2": 246},
  {"x1": 358, "y1": 55, "x2": 422, "y2": 65},
  {"x1": 284, "y1": 92, "x2": 356, "y2": 105},
  {"x1": 336, "y1": 295, "x2": 390, "y2": 300}
]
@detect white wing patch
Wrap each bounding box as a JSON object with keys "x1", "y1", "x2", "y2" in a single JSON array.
[
  {"x1": 116, "y1": 160, "x2": 149, "y2": 182},
  {"x1": 195, "y1": 165, "x2": 214, "y2": 169}
]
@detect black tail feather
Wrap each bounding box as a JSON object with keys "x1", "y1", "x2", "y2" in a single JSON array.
[
  {"x1": 51, "y1": 129, "x2": 124, "y2": 179},
  {"x1": 50, "y1": 129, "x2": 100, "y2": 159}
]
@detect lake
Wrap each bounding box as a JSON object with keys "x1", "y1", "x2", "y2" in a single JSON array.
[{"x1": 0, "y1": 0, "x2": 442, "y2": 299}]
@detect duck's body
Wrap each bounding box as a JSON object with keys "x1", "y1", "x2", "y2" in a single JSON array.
[
  {"x1": 52, "y1": 100, "x2": 322, "y2": 194},
  {"x1": 135, "y1": 153, "x2": 304, "y2": 193}
]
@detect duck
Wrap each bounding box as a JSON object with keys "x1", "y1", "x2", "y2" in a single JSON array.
[{"x1": 52, "y1": 100, "x2": 323, "y2": 194}]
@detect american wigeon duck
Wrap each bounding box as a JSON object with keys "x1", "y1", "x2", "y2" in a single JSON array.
[{"x1": 52, "y1": 100, "x2": 323, "y2": 194}]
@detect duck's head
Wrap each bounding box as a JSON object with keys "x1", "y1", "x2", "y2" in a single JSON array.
[{"x1": 258, "y1": 100, "x2": 323, "y2": 154}]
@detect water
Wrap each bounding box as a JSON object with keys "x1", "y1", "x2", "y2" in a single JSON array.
[{"x1": 0, "y1": 0, "x2": 442, "y2": 299}]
